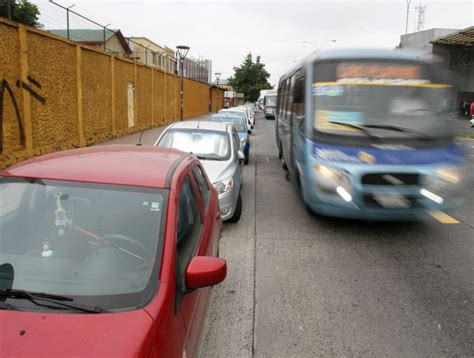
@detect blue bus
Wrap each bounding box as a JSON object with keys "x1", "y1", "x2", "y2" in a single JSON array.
[{"x1": 276, "y1": 48, "x2": 467, "y2": 220}]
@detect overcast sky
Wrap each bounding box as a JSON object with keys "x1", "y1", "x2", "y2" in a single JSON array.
[{"x1": 37, "y1": 0, "x2": 473, "y2": 85}]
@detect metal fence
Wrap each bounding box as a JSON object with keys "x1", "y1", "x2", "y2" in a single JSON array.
[{"x1": 41, "y1": 0, "x2": 182, "y2": 77}]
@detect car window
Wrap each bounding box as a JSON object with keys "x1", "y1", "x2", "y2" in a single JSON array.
[
  {"x1": 192, "y1": 165, "x2": 210, "y2": 211},
  {"x1": 176, "y1": 176, "x2": 202, "y2": 278},
  {"x1": 210, "y1": 115, "x2": 247, "y2": 132},
  {"x1": 158, "y1": 129, "x2": 230, "y2": 161},
  {"x1": 0, "y1": 177, "x2": 166, "y2": 310},
  {"x1": 0, "y1": 182, "x2": 26, "y2": 218},
  {"x1": 232, "y1": 129, "x2": 240, "y2": 154}
]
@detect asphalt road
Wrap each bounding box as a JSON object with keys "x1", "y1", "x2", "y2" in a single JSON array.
[{"x1": 197, "y1": 112, "x2": 474, "y2": 357}]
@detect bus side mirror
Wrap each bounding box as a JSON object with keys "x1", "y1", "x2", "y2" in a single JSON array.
[{"x1": 293, "y1": 80, "x2": 304, "y2": 104}]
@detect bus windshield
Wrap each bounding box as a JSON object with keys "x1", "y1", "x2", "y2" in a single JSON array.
[
  {"x1": 312, "y1": 61, "x2": 454, "y2": 140},
  {"x1": 266, "y1": 96, "x2": 277, "y2": 107}
]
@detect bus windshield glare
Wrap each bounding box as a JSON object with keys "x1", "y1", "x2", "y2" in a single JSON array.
[
  {"x1": 312, "y1": 61, "x2": 453, "y2": 140},
  {"x1": 266, "y1": 96, "x2": 277, "y2": 107}
]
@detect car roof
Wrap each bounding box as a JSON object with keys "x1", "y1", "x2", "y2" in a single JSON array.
[
  {"x1": 2, "y1": 145, "x2": 190, "y2": 189},
  {"x1": 169, "y1": 120, "x2": 229, "y2": 132},
  {"x1": 222, "y1": 108, "x2": 245, "y2": 112},
  {"x1": 209, "y1": 112, "x2": 246, "y2": 123},
  {"x1": 209, "y1": 113, "x2": 244, "y2": 120}
]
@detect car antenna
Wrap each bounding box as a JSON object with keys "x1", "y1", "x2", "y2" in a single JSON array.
[{"x1": 136, "y1": 129, "x2": 146, "y2": 146}]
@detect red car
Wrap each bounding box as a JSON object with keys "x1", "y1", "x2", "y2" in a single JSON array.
[{"x1": 0, "y1": 145, "x2": 226, "y2": 357}]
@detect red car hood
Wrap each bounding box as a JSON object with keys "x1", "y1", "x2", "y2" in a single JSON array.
[{"x1": 0, "y1": 308, "x2": 154, "y2": 357}]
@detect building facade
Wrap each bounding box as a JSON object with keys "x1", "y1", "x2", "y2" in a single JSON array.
[
  {"x1": 182, "y1": 57, "x2": 212, "y2": 84},
  {"x1": 400, "y1": 27, "x2": 474, "y2": 116},
  {"x1": 128, "y1": 37, "x2": 176, "y2": 74}
]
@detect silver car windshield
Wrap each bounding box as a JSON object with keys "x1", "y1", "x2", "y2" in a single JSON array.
[
  {"x1": 210, "y1": 115, "x2": 247, "y2": 132},
  {"x1": 159, "y1": 129, "x2": 230, "y2": 160},
  {"x1": 0, "y1": 177, "x2": 165, "y2": 311}
]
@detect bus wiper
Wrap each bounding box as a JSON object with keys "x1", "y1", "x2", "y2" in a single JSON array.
[
  {"x1": 363, "y1": 124, "x2": 433, "y2": 140},
  {"x1": 0, "y1": 289, "x2": 107, "y2": 313},
  {"x1": 328, "y1": 121, "x2": 381, "y2": 140}
]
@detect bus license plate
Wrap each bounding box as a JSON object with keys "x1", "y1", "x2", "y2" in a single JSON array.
[{"x1": 373, "y1": 193, "x2": 410, "y2": 208}]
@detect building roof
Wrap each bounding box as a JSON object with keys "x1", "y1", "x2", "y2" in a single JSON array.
[
  {"x1": 48, "y1": 29, "x2": 132, "y2": 53},
  {"x1": 2, "y1": 145, "x2": 189, "y2": 189},
  {"x1": 431, "y1": 26, "x2": 474, "y2": 47}
]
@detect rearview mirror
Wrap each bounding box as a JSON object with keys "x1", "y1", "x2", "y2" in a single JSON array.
[
  {"x1": 185, "y1": 256, "x2": 227, "y2": 289},
  {"x1": 247, "y1": 129, "x2": 252, "y2": 134},
  {"x1": 238, "y1": 151, "x2": 245, "y2": 161}
]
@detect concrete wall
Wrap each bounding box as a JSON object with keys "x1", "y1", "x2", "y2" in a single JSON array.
[
  {"x1": 400, "y1": 28, "x2": 458, "y2": 54},
  {"x1": 0, "y1": 19, "x2": 225, "y2": 169}
]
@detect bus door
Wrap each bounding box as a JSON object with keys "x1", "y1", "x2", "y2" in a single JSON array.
[
  {"x1": 280, "y1": 76, "x2": 295, "y2": 175},
  {"x1": 292, "y1": 72, "x2": 306, "y2": 184}
]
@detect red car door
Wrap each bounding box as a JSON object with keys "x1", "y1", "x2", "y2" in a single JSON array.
[{"x1": 174, "y1": 173, "x2": 211, "y2": 358}]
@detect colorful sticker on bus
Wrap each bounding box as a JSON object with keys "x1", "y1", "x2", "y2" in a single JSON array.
[
  {"x1": 313, "y1": 85, "x2": 344, "y2": 97},
  {"x1": 314, "y1": 110, "x2": 364, "y2": 132}
]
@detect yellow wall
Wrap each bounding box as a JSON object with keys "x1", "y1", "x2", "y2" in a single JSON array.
[
  {"x1": 210, "y1": 87, "x2": 225, "y2": 113},
  {"x1": 0, "y1": 19, "x2": 225, "y2": 169}
]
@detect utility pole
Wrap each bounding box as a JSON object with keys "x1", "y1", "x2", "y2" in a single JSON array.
[
  {"x1": 176, "y1": 45, "x2": 190, "y2": 121},
  {"x1": 6, "y1": 0, "x2": 12, "y2": 20},
  {"x1": 405, "y1": 0, "x2": 411, "y2": 34},
  {"x1": 66, "y1": 4, "x2": 75, "y2": 40},
  {"x1": 215, "y1": 72, "x2": 221, "y2": 113}
]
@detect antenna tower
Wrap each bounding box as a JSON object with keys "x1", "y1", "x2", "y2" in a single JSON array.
[{"x1": 415, "y1": 2, "x2": 426, "y2": 32}]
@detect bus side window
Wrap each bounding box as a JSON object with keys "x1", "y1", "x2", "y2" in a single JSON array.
[
  {"x1": 277, "y1": 85, "x2": 283, "y2": 117},
  {"x1": 283, "y1": 78, "x2": 291, "y2": 121},
  {"x1": 288, "y1": 76, "x2": 295, "y2": 119},
  {"x1": 293, "y1": 75, "x2": 306, "y2": 133}
]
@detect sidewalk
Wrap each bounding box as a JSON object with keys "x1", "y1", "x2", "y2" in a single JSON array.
[{"x1": 95, "y1": 114, "x2": 210, "y2": 146}]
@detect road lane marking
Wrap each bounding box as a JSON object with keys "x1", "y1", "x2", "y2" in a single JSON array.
[{"x1": 429, "y1": 210, "x2": 460, "y2": 224}]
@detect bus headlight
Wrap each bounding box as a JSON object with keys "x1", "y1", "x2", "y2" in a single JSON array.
[
  {"x1": 426, "y1": 166, "x2": 466, "y2": 192},
  {"x1": 313, "y1": 164, "x2": 352, "y2": 201},
  {"x1": 436, "y1": 166, "x2": 465, "y2": 184}
]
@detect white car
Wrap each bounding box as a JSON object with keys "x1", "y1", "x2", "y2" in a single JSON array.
[
  {"x1": 220, "y1": 107, "x2": 254, "y2": 129},
  {"x1": 240, "y1": 105, "x2": 256, "y2": 127},
  {"x1": 470, "y1": 116, "x2": 474, "y2": 127}
]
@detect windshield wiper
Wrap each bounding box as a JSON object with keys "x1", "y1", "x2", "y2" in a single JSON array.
[
  {"x1": 196, "y1": 154, "x2": 221, "y2": 161},
  {"x1": 328, "y1": 121, "x2": 381, "y2": 141},
  {"x1": 0, "y1": 289, "x2": 106, "y2": 313},
  {"x1": 363, "y1": 124, "x2": 433, "y2": 140}
]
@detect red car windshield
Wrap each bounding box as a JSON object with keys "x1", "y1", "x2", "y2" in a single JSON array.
[{"x1": 0, "y1": 177, "x2": 166, "y2": 311}]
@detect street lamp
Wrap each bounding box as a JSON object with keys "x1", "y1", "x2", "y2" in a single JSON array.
[
  {"x1": 176, "y1": 45, "x2": 190, "y2": 121},
  {"x1": 215, "y1": 72, "x2": 221, "y2": 113},
  {"x1": 302, "y1": 39, "x2": 336, "y2": 50}
]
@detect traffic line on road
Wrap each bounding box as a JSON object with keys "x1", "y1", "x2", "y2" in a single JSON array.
[{"x1": 428, "y1": 210, "x2": 460, "y2": 224}]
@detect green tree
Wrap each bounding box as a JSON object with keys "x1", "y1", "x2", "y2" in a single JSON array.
[
  {"x1": 228, "y1": 53, "x2": 273, "y2": 102},
  {"x1": 0, "y1": 0, "x2": 42, "y2": 28}
]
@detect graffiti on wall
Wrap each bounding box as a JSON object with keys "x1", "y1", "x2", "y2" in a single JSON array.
[{"x1": 0, "y1": 76, "x2": 46, "y2": 154}]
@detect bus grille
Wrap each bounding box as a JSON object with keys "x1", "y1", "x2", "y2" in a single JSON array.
[{"x1": 361, "y1": 173, "x2": 419, "y2": 186}]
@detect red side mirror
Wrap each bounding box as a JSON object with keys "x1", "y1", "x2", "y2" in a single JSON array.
[{"x1": 185, "y1": 256, "x2": 227, "y2": 289}]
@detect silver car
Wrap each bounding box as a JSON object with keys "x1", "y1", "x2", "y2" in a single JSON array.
[
  {"x1": 155, "y1": 121, "x2": 244, "y2": 222},
  {"x1": 220, "y1": 107, "x2": 253, "y2": 129}
]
